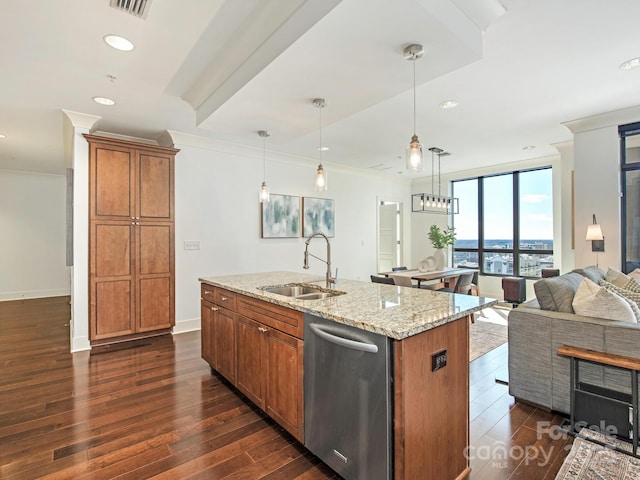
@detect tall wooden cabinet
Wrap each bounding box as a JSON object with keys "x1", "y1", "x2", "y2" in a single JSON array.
[{"x1": 86, "y1": 134, "x2": 179, "y2": 344}]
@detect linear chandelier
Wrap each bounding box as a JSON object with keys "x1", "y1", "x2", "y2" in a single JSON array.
[{"x1": 412, "y1": 147, "x2": 459, "y2": 214}]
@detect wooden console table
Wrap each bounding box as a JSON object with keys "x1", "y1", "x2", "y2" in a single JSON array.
[{"x1": 557, "y1": 345, "x2": 640, "y2": 457}]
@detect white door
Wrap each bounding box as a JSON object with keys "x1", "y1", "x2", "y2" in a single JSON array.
[{"x1": 378, "y1": 203, "x2": 399, "y2": 273}]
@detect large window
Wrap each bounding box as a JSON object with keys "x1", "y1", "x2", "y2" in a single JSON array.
[
  {"x1": 452, "y1": 167, "x2": 553, "y2": 278},
  {"x1": 620, "y1": 121, "x2": 640, "y2": 273}
]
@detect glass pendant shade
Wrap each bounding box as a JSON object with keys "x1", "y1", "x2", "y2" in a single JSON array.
[
  {"x1": 315, "y1": 164, "x2": 327, "y2": 191},
  {"x1": 406, "y1": 134, "x2": 423, "y2": 172},
  {"x1": 259, "y1": 181, "x2": 270, "y2": 202}
]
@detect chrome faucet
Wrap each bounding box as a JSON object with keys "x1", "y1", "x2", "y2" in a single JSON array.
[{"x1": 303, "y1": 232, "x2": 337, "y2": 288}]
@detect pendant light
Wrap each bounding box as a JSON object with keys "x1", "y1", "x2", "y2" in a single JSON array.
[
  {"x1": 313, "y1": 98, "x2": 328, "y2": 191},
  {"x1": 404, "y1": 44, "x2": 424, "y2": 172},
  {"x1": 258, "y1": 130, "x2": 270, "y2": 203}
]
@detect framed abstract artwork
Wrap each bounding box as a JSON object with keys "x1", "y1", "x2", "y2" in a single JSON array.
[
  {"x1": 261, "y1": 194, "x2": 301, "y2": 238},
  {"x1": 303, "y1": 197, "x2": 335, "y2": 237}
]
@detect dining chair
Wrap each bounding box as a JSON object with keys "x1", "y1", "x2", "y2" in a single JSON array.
[
  {"x1": 455, "y1": 272, "x2": 475, "y2": 295},
  {"x1": 469, "y1": 270, "x2": 480, "y2": 296},
  {"x1": 389, "y1": 274, "x2": 414, "y2": 287},
  {"x1": 371, "y1": 275, "x2": 395, "y2": 285}
]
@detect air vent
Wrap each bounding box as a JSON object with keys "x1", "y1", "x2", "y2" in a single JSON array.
[{"x1": 110, "y1": 0, "x2": 153, "y2": 18}]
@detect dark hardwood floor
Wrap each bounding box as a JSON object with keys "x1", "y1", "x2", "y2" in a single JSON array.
[{"x1": 0, "y1": 297, "x2": 571, "y2": 479}]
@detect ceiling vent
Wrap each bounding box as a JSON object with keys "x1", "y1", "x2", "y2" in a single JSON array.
[{"x1": 109, "y1": 0, "x2": 153, "y2": 18}]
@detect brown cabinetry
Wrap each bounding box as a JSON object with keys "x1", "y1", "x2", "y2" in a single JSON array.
[
  {"x1": 200, "y1": 286, "x2": 238, "y2": 383},
  {"x1": 86, "y1": 134, "x2": 179, "y2": 343},
  {"x1": 200, "y1": 283, "x2": 304, "y2": 442}
]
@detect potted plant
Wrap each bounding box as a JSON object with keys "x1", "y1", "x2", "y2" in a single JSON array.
[{"x1": 428, "y1": 225, "x2": 456, "y2": 270}]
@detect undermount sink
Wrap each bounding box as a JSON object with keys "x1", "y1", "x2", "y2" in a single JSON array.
[{"x1": 260, "y1": 283, "x2": 346, "y2": 300}]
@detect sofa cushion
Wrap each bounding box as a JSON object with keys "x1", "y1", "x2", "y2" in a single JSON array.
[
  {"x1": 573, "y1": 279, "x2": 637, "y2": 323},
  {"x1": 572, "y1": 266, "x2": 606, "y2": 284},
  {"x1": 534, "y1": 272, "x2": 584, "y2": 313}
]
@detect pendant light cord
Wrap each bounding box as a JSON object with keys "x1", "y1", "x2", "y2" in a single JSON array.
[
  {"x1": 318, "y1": 104, "x2": 323, "y2": 164},
  {"x1": 262, "y1": 136, "x2": 267, "y2": 181},
  {"x1": 412, "y1": 56, "x2": 417, "y2": 136}
]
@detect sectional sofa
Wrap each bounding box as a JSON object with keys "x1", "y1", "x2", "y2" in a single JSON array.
[{"x1": 507, "y1": 266, "x2": 640, "y2": 414}]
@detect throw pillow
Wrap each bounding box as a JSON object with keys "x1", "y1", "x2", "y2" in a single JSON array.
[
  {"x1": 573, "y1": 279, "x2": 637, "y2": 323},
  {"x1": 629, "y1": 268, "x2": 640, "y2": 282},
  {"x1": 534, "y1": 272, "x2": 584, "y2": 313},
  {"x1": 605, "y1": 268, "x2": 633, "y2": 288},
  {"x1": 572, "y1": 266, "x2": 606, "y2": 284},
  {"x1": 599, "y1": 280, "x2": 640, "y2": 322},
  {"x1": 602, "y1": 269, "x2": 640, "y2": 292},
  {"x1": 600, "y1": 279, "x2": 640, "y2": 304}
]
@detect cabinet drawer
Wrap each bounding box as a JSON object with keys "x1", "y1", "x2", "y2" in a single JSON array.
[
  {"x1": 215, "y1": 289, "x2": 237, "y2": 311},
  {"x1": 238, "y1": 295, "x2": 304, "y2": 339},
  {"x1": 201, "y1": 284, "x2": 216, "y2": 303}
]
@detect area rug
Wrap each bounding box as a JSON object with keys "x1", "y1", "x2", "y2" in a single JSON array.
[
  {"x1": 469, "y1": 307, "x2": 509, "y2": 362},
  {"x1": 555, "y1": 429, "x2": 640, "y2": 479}
]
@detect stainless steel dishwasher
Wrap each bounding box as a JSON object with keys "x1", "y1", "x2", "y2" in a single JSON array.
[{"x1": 304, "y1": 313, "x2": 391, "y2": 480}]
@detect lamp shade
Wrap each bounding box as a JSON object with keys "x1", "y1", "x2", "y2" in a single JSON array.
[{"x1": 586, "y1": 223, "x2": 603, "y2": 241}]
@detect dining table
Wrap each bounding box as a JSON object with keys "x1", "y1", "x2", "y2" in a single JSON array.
[{"x1": 380, "y1": 267, "x2": 478, "y2": 288}]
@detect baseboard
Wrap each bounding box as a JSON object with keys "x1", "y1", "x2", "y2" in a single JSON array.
[
  {"x1": 72, "y1": 336, "x2": 91, "y2": 352},
  {"x1": 0, "y1": 288, "x2": 71, "y2": 301},
  {"x1": 173, "y1": 317, "x2": 200, "y2": 334}
]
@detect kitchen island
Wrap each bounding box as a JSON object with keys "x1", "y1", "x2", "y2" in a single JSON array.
[{"x1": 200, "y1": 271, "x2": 497, "y2": 480}]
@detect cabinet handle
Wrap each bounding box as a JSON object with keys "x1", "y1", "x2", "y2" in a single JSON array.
[
  {"x1": 258, "y1": 327, "x2": 268, "y2": 333},
  {"x1": 211, "y1": 306, "x2": 219, "y2": 311},
  {"x1": 204, "y1": 290, "x2": 212, "y2": 295},
  {"x1": 221, "y1": 296, "x2": 229, "y2": 301}
]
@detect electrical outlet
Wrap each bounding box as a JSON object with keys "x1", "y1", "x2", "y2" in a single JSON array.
[{"x1": 184, "y1": 241, "x2": 200, "y2": 250}]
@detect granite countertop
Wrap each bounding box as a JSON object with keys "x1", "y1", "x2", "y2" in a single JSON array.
[{"x1": 199, "y1": 271, "x2": 498, "y2": 340}]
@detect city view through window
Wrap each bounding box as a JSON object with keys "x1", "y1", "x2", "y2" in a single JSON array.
[{"x1": 453, "y1": 168, "x2": 553, "y2": 278}]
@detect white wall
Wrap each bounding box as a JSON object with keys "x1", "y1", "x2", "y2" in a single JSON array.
[
  {"x1": 166, "y1": 133, "x2": 413, "y2": 332},
  {"x1": 0, "y1": 170, "x2": 70, "y2": 300},
  {"x1": 564, "y1": 104, "x2": 640, "y2": 271},
  {"x1": 573, "y1": 126, "x2": 621, "y2": 269}
]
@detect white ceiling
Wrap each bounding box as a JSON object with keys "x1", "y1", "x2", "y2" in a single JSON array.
[{"x1": 2, "y1": 0, "x2": 640, "y2": 177}]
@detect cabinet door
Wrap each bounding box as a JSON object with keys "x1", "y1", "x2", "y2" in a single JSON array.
[
  {"x1": 266, "y1": 328, "x2": 304, "y2": 441},
  {"x1": 236, "y1": 316, "x2": 267, "y2": 409},
  {"x1": 90, "y1": 144, "x2": 135, "y2": 220},
  {"x1": 136, "y1": 223, "x2": 174, "y2": 331},
  {"x1": 201, "y1": 301, "x2": 215, "y2": 366},
  {"x1": 138, "y1": 153, "x2": 173, "y2": 221},
  {"x1": 90, "y1": 221, "x2": 135, "y2": 339},
  {"x1": 214, "y1": 307, "x2": 237, "y2": 384}
]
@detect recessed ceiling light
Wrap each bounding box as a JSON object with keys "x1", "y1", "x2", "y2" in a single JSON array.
[
  {"x1": 439, "y1": 100, "x2": 459, "y2": 109},
  {"x1": 0, "y1": 134, "x2": 6, "y2": 139},
  {"x1": 318, "y1": 146, "x2": 329, "y2": 151},
  {"x1": 620, "y1": 57, "x2": 640, "y2": 71},
  {"x1": 522, "y1": 145, "x2": 536, "y2": 150},
  {"x1": 104, "y1": 34, "x2": 135, "y2": 52},
  {"x1": 93, "y1": 96, "x2": 116, "y2": 106}
]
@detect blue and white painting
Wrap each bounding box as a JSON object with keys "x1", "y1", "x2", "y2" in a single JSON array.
[
  {"x1": 261, "y1": 194, "x2": 300, "y2": 238},
  {"x1": 303, "y1": 197, "x2": 335, "y2": 237}
]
